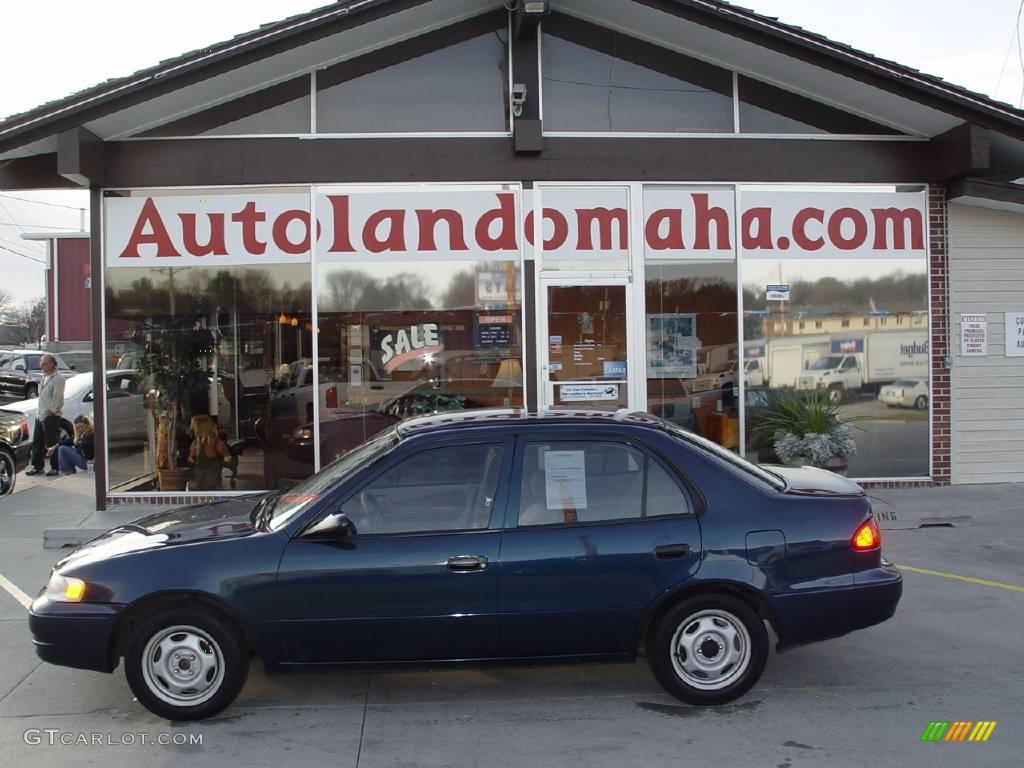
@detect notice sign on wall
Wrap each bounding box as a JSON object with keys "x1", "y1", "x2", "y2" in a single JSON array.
[
  {"x1": 1005, "y1": 312, "x2": 1024, "y2": 356},
  {"x1": 960, "y1": 314, "x2": 988, "y2": 357},
  {"x1": 559, "y1": 383, "x2": 619, "y2": 402}
]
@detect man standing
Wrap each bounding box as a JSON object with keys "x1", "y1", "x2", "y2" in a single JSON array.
[{"x1": 26, "y1": 354, "x2": 66, "y2": 477}]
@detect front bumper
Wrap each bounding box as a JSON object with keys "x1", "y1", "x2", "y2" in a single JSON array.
[
  {"x1": 29, "y1": 598, "x2": 124, "y2": 673},
  {"x1": 13, "y1": 441, "x2": 31, "y2": 472}
]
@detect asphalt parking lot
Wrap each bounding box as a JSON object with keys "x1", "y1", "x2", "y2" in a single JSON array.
[{"x1": 0, "y1": 481, "x2": 1020, "y2": 768}]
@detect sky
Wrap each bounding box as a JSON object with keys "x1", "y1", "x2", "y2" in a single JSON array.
[{"x1": 1, "y1": 0, "x2": 1022, "y2": 305}]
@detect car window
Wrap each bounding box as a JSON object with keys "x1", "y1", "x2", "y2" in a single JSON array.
[
  {"x1": 26, "y1": 356, "x2": 40, "y2": 371},
  {"x1": 516, "y1": 441, "x2": 690, "y2": 527},
  {"x1": 344, "y1": 443, "x2": 505, "y2": 535}
]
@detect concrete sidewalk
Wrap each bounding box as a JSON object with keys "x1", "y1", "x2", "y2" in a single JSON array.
[{"x1": 3, "y1": 471, "x2": 1021, "y2": 548}]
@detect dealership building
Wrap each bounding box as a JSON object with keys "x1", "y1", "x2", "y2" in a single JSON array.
[{"x1": 2, "y1": 0, "x2": 1023, "y2": 508}]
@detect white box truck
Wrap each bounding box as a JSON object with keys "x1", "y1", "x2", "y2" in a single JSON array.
[
  {"x1": 795, "y1": 331, "x2": 928, "y2": 402},
  {"x1": 745, "y1": 336, "x2": 829, "y2": 388}
]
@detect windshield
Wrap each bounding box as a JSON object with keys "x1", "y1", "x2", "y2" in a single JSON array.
[
  {"x1": 664, "y1": 422, "x2": 786, "y2": 491},
  {"x1": 809, "y1": 356, "x2": 844, "y2": 370},
  {"x1": 266, "y1": 428, "x2": 400, "y2": 531}
]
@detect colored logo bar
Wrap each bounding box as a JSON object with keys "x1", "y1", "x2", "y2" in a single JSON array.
[{"x1": 921, "y1": 721, "x2": 997, "y2": 742}]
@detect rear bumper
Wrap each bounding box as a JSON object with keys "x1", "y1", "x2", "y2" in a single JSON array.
[
  {"x1": 29, "y1": 599, "x2": 123, "y2": 673},
  {"x1": 851, "y1": 563, "x2": 903, "y2": 631}
]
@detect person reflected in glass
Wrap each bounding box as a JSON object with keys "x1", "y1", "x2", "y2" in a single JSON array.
[
  {"x1": 188, "y1": 415, "x2": 230, "y2": 490},
  {"x1": 58, "y1": 415, "x2": 95, "y2": 475}
]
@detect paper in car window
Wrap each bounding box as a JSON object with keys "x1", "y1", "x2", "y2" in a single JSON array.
[{"x1": 544, "y1": 451, "x2": 587, "y2": 510}]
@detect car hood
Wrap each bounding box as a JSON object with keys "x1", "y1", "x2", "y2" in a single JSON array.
[
  {"x1": 55, "y1": 497, "x2": 261, "y2": 570},
  {"x1": 769, "y1": 465, "x2": 864, "y2": 497},
  {"x1": 5, "y1": 399, "x2": 35, "y2": 413}
]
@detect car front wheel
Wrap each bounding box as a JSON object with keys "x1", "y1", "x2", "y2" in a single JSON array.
[
  {"x1": 648, "y1": 594, "x2": 768, "y2": 706},
  {"x1": 124, "y1": 606, "x2": 248, "y2": 721},
  {"x1": 915, "y1": 395, "x2": 928, "y2": 411}
]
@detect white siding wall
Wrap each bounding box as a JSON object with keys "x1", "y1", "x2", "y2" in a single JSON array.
[{"x1": 949, "y1": 203, "x2": 1024, "y2": 484}]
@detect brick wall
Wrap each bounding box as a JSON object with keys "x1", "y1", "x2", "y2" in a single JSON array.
[{"x1": 862, "y1": 184, "x2": 949, "y2": 490}]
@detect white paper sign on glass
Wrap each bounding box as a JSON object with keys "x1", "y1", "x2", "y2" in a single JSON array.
[
  {"x1": 559, "y1": 383, "x2": 620, "y2": 401},
  {"x1": 1005, "y1": 312, "x2": 1024, "y2": 357},
  {"x1": 960, "y1": 314, "x2": 988, "y2": 357},
  {"x1": 544, "y1": 450, "x2": 588, "y2": 510}
]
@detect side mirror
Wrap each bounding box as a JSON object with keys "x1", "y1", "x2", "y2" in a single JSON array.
[
  {"x1": 14, "y1": 363, "x2": 25, "y2": 372},
  {"x1": 302, "y1": 511, "x2": 356, "y2": 539}
]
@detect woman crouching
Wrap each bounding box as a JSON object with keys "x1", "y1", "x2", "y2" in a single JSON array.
[{"x1": 58, "y1": 415, "x2": 95, "y2": 475}]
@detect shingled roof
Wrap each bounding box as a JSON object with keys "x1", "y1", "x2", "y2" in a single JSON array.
[{"x1": 2, "y1": 0, "x2": 1023, "y2": 154}]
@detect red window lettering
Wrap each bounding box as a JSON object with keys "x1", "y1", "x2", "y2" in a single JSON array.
[
  {"x1": 415, "y1": 209, "x2": 468, "y2": 252},
  {"x1": 692, "y1": 193, "x2": 731, "y2": 251},
  {"x1": 363, "y1": 210, "x2": 406, "y2": 253},
  {"x1": 231, "y1": 201, "x2": 268, "y2": 255},
  {"x1": 827, "y1": 207, "x2": 868, "y2": 250},
  {"x1": 178, "y1": 213, "x2": 227, "y2": 257},
  {"x1": 575, "y1": 207, "x2": 627, "y2": 251},
  {"x1": 120, "y1": 198, "x2": 180, "y2": 258},
  {"x1": 872, "y1": 208, "x2": 924, "y2": 250},
  {"x1": 792, "y1": 208, "x2": 825, "y2": 251},
  {"x1": 475, "y1": 193, "x2": 518, "y2": 251},
  {"x1": 524, "y1": 208, "x2": 569, "y2": 251},
  {"x1": 272, "y1": 210, "x2": 312, "y2": 255}
]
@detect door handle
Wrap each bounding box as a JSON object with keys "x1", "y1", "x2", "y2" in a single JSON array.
[
  {"x1": 654, "y1": 543, "x2": 692, "y2": 559},
  {"x1": 447, "y1": 555, "x2": 489, "y2": 572}
]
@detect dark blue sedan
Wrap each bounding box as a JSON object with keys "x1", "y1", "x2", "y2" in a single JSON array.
[{"x1": 29, "y1": 409, "x2": 901, "y2": 721}]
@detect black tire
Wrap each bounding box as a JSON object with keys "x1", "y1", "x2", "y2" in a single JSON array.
[
  {"x1": 914, "y1": 395, "x2": 928, "y2": 411},
  {"x1": 648, "y1": 593, "x2": 768, "y2": 706},
  {"x1": 25, "y1": 384, "x2": 38, "y2": 399},
  {"x1": 827, "y1": 385, "x2": 845, "y2": 404},
  {"x1": 0, "y1": 448, "x2": 15, "y2": 496},
  {"x1": 124, "y1": 605, "x2": 249, "y2": 721}
]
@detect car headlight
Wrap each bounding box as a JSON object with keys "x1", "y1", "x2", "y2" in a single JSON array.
[
  {"x1": 292, "y1": 427, "x2": 313, "y2": 440},
  {"x1": 44, "y1": 574, "x2": 87, "y2": 603}
]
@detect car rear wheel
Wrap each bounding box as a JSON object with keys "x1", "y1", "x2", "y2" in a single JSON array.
[
  {"x1": 25, "y1": 384, "x2": 38, "y2": 399},
  {"x1": 648, "y1": 594, "x2": 768, "y2": 706},
  {"x1": 914, "y1": 395, "x2": 928, "y2": 411},
  {"x1": 0, "y1": 448, "x2": 15, "y2": 495},
  {"x1": 124, "y1": 606, "x2": 248, "y2": 721}
]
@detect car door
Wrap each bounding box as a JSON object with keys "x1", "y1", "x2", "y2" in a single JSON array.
[
  {"x1": 274, "y1": 435, "x2": 513, "y2": 663},
  {"x1": 0, "y1": 356, "x2": 15, "y2": 398},
  {"x1": 498, "y1": 434, "x2": 702, "y2": 658},
  {"x1": 104, "y1": 372, "x2": 145, "y2": 442}
]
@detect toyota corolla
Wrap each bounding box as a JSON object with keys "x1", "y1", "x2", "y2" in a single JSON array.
[{"x1": 29, "y1": 409, "x2": 901, "y2": 721}]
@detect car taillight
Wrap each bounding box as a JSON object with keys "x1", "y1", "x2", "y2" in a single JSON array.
[
  {"x1": 20, "y1": 418, "x2": 28, "y2": 442},
  {"x1": 852, "y1": 518, "x2": 880, "y2": 551}
]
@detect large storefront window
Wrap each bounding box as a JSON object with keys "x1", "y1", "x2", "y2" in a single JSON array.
[
  {"x1": 314, "y1": 261, "x2": 523, "y2": 467},
  {"x1": 646, "y1": 261, "x2": 738, "y2": 448},
  {"x1": 104, "y1": 189, "x2": 315, "y2": 492},
  {"x1": 742, "y1": 258, "x2": 930, "y2": 478}
]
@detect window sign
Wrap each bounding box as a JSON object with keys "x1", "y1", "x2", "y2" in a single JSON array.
[
  {"x1": 1005, "y1": 312, "x2": 1024, "y2": 357},
  {"x1": 559, "y1": 383, "x2": 619, "y2": 401},
  {"x1": 476, "y1": 313, "x2": 514, "y2": 348},
  {"x1": 766, "y1": 283, "x2": 790, "y2": 301},
  {"x1": 961, "y1": 314, "x2": 988, "y2": 357},
  {"x1": 544, "y1": 450, "x2": 588, "y2": 511}
]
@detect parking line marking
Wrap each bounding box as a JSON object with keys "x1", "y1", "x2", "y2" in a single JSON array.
[
  {"x1": 898, "y1": 565, "x2": 1024, "y2": 593},
  {"x1": 0, "y1": 574, "x2": 32, "y2": 610}
]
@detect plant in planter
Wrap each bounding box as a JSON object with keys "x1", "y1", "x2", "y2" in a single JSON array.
[
  {"x1": 141, "y1": 324, "x2": 215, "y2": 491},
  {"x1": 747, "y1": 389, "x2": 859, "y2": 473}
]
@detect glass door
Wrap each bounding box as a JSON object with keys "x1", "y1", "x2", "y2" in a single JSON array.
[{"x1": 539, "y1": 278, "x2": 633, "y2": 409}]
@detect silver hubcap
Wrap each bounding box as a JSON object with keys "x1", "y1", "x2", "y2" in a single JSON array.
[
  {"x1": 670, "y1": 609, "x2": 751, "y2": 691},
  {"x1": 141, "y1": 625, "x2": 225, "y2": 706},
  {"x1": 0, "y1": 457, "x2": 12, "y2": 494}
]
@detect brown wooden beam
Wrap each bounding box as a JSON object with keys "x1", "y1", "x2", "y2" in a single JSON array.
[
  {"x1": 929, "y1": 123, "x2": 990, "y2": 181},
  {"x1": 58, "y1": 127, "x2": 105, "y2": 187},
  {"x1": 101, "y1": 135, "x2": 961, "y2": 187},
  {"x1": 0, "y1": 153, "x2": 82, "y2": 190}
]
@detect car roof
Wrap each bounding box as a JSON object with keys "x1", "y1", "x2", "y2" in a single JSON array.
[{"x1": 395, "y1": 408, "x2": 670, "y2": 438}]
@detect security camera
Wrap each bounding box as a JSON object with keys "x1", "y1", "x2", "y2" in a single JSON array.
[{"x1": 511, "y1": 83, "x2": 528, "y2": 117}]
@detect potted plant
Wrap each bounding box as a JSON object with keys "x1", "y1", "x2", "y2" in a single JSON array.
[
  {"x1": 747, "y1": 389, "x2": 859, "y2": 474},
  {"x1": 142, "y1": 324, "x2": 214, "y2": 491}
]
